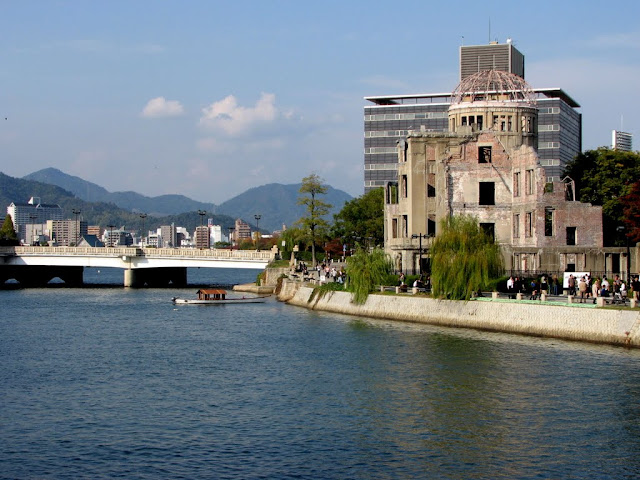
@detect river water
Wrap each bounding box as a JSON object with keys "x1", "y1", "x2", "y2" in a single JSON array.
[{"x1": 2, "y1": 268, "x2": 640, "y2": 479}]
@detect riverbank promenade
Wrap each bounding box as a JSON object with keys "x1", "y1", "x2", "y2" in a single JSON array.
[{"x1": 278, "y1": 279, "x2": 640, "y2": 348}]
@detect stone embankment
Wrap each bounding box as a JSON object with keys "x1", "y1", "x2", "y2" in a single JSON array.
[{"x1": 277, "y1": 279, "x2": 640, "y2": 348}]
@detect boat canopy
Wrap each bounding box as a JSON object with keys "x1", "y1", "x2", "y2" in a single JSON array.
[{"x1": 197, "y1": 289, "x2": 227, "y2": 300}]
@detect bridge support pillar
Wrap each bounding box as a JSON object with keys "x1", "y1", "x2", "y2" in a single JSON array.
[
  {"x1": 124, "y1": 269, "x2": 142, "y2": 288},
  {"x1": 124, "y1": 267, "x2": 188, "y2": 288}
]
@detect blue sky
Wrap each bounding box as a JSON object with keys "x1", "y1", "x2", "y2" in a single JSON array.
[{"x1": 1, "y1": 0, "x2": 639, "y2": 204}]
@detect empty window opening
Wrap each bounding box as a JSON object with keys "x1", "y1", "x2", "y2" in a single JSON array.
[
  {"x1": 479, "y1": 146, "x2": 492, "y2": 163},
  {"x1": 401, "y1": 175, "x2": 408, "y2": 198},
  {"x1": 525, "y1": 212, "x2": 533, "y2": 237},
  {"x1": 513, "y1": 214, "x2": 520, "y2": 238},
  {"x1": 386, "y1": 182, "x2": 398, "y2": 204},
  {"x1": 566, "y1": 227, "x2": 576, "y2": 246},
  {"x1": 479, "y1": 182, "x2": 495, "y2": 205},
  {"x1": 392, "y1": 218, "x2": 398, "y2": 238},
  {"x1": 612, "y1": 253, "x2": 621, "y2": 273},
  {"x1": 525, "y1": 169, "x2": 534, "y2": 195},
  {"x1": 427, "y1": 215, "x2": 436, "y2": 236},
  {"x1": 544, "y1": 207, "x2": 554, "y2": 236},
  {"x1": 480, "y1": 223, "x2": 495, "y2": 242},
  {"x1": 427, "y1": 173, "x2": 436, "y2": 197},
  {"x1": 513, "y1": 172, "x2": 521, "y2": 197}
]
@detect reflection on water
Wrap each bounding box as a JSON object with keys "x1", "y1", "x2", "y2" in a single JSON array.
[{"x1": 2, "y1": 278, "x2": 640, "y2": 479}]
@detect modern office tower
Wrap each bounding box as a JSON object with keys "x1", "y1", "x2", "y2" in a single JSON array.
[
  {"x1": 364, "y1": 41, "x2": 582, "y2": 192},
  {"x1": 612, "y1": 130, "x2": 633, "y2": 152},
  {"x1": 460, "y1": 40, "x2": 524, "y2": 80}
]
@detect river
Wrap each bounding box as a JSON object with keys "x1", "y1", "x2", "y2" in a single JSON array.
[{"x1": 2, "y1": 268, "x2": 640, "y2": 479}]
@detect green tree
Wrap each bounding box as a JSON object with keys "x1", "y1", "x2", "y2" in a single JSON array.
[
  {"x1": 345, "y1": 246, "x2": 393, "y2": 304},
  {"x1": 332, "y1": 187, "x2": 384, "y2": 246},
  {"x1": 620, "y1": 179, "x2": 640, "y2": 242},
  {"x1": 430, "y1": 215, "x2": 503, "y2": 300},
  {"x1": 564, "y1": 147, "x2": 640, "y2": 245},
  {"x1": 0, "y1": 214, "x2": 19, "y2": 246},
  {"x1": 296, "y1": 174, "x2": 331, "y2": 267}
]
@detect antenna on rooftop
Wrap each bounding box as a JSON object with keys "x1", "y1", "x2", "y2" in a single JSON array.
[{"x1": 488, "y1": 18, "x2": 491, "y2": 44}]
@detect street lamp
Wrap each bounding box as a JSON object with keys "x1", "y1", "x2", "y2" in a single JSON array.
[
  {"x1": 254, "y1": 214, "x2": 261, "y2": 246},
  {"x1": 411, "y1": 233, "x2": 430, "y2": 277},
  {"x1": 228, "y1": 227, "x2": 235, "y2": 249},
  {"x1": 617, "y1": 226, "x2": 631, "y2": 285},
  {"x1": 139, "y1": 213, "x2": 147, "y2": 247},
  {"x1": 72, "y1": 208, "x2": 81, "y2": 246},
  {"x1": 107, "y1": 224, "x2": 116, "y2": 247}
]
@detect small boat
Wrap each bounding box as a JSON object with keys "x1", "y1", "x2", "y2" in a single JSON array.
[{"x1": 172, "y1": 289, "x2": 269, "y2": 305}]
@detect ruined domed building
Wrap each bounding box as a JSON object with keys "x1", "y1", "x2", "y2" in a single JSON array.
[{"x1": 383, "y1": 70, "x2": 613, "y2": 276}]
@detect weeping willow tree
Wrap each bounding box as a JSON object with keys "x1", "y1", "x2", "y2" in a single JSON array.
[
  {"x1": 346, "y1": 246, "x2": 393, "y2": 304},
  {"x1": 430, "y1": 215, "x2": 503, "y2": 300}
]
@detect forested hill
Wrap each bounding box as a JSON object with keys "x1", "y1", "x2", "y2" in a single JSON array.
[
  {"x1": 217, "y1": 183, "x2": 352, "y2": 232},
  {"x1": 21, "y1": 168, "x2": 353, "y2": 232},
  {"x1": 24, "y1": 167, "x2": 215, "y2": 216},
  {"x1": 0, "y1": 172, "x2": 237, "y2": 233}
]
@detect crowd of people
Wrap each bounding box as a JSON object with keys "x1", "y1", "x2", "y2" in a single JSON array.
[
  {"x1": 506, "y1": 273, "x2": 638, "y2": 304},
  {"x1": 292, "y1": 260, "x2": 346, "y2": 284}
]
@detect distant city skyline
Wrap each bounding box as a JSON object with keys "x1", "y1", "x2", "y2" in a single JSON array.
[{"x1": 1, "y1": 1, "x2": 639, "y2": 203}]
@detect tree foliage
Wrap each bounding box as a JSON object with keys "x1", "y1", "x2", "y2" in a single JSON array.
[
  {"x1": 345, "y1": 246, "x2": 393, "y2": 304},
  {"x1": 430, "y1": 215, "x2": 503, "y2": 300},
  {"x1": 296, "y1": 174, "x2": 332, "y2": 266},
  {"x1": 563, "y1": 147, "x2": 640, "y2": 245},
  {"x1": 621, "y1": 179, "x2": 640, "y2": 242},
  {"x1": 332, "y1": 187, "x2": 384, "y2": 246},
  {"x1": 0, "y1": 214, "x2": 19, "y2": 246}
]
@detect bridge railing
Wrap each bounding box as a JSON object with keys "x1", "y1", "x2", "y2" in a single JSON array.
[
  {"x1": 0, "y1": 246, "x2": 275, "y2": 261},
  {"x1": 142, "y1": 248, "x2": 274, "y2": 260},
  {"x1": 1, "y1": 246, "x2": 141, "y2": 256}
]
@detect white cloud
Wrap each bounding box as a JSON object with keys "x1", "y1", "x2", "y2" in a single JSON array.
[
  {"x1": 584, "y1": 32, "x2": 640, "y2": 49},
  {"x1": 199, "y1": 93, "x2": 278, "y2": 136},
  {"x1": 141, "y1": 97, "x2": 185, "y2": 118}
]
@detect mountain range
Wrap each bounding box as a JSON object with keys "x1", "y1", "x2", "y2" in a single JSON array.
[{"x1": 12, "y1": 168, "x2": 352, "y2": 232}]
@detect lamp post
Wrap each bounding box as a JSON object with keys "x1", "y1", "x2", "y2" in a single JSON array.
[
  {"x1": 107, "y1": 224, "x2": 115, "y2": 247},
  {"x1": 72, "y1": 208, "x2": 81, "y2": 246},
  {"x1": 411, "y1": 233, "x2": 429, "y2": 277},
  {"x1": 254, "y1": 214, "x2": 261, "y2": 247},
  {"x1": 139, "y1": 213, "x2": 147, "y2": 247},
  {"x1": 228, "y1": 227, "x2": 235, "y2": 249},
  {"x1": 617, "y1": 226, "x2": 631, "y2": 285}
]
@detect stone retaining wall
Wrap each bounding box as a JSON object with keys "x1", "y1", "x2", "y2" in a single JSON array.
[{"x1": 277, "y1": 279, "x2": 640, "y2": 348}]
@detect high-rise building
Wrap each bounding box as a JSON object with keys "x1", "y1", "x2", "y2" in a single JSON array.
[
  {"x1": 612, "y1": 130, "x2": 633, "y2": 152},
  {"x1": 364, "y1": 41, "x2": 582, "y2": 192},
  {"x1": 7, "y1": 197, "x2": 64, "y2": 243},
  {"x1": 460, "y1": 40, "x2": 524, "y2": 80},
  {"x1": 47, "y1": 219, "x2": 88, "y2": 246},
  {"x1": 195, "y1": 225, "x2": 210, "y2": 249},
  {"x1": 234, "y1": 219, "x2": 252, "y2": 242}
]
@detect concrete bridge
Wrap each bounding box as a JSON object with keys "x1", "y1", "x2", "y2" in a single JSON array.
[{"x1": 0, "y1": 246, "x2": 276, "y2": 287}]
